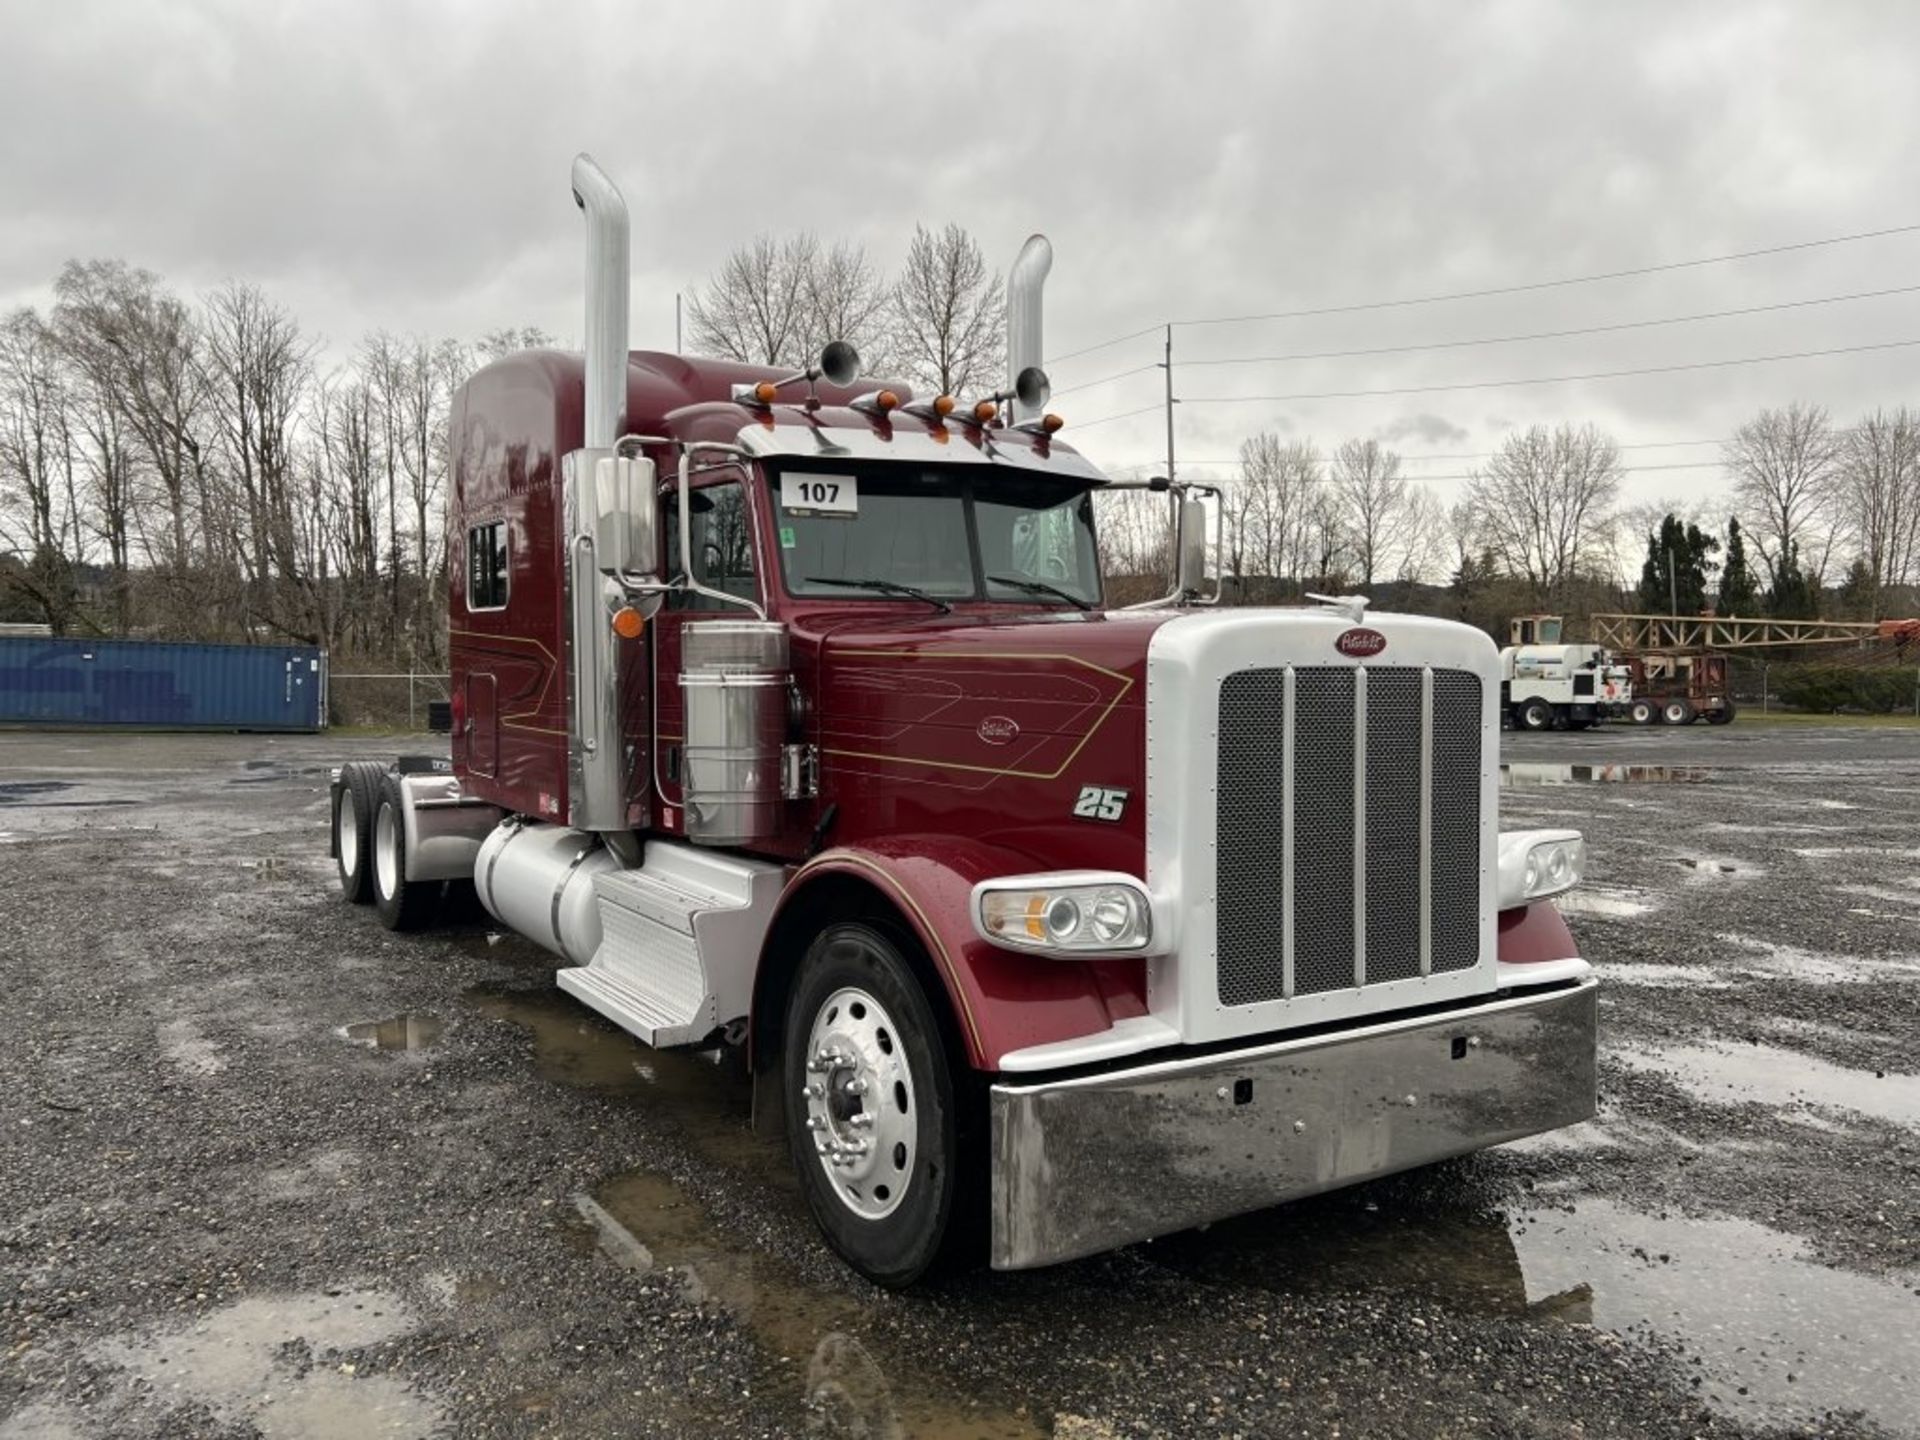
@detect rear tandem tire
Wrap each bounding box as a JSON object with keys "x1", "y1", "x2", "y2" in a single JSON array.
[
  {"x1": 1706, "y1": 701, "x2": 1737, "y2": 726},
  {"x1": 782, "y1": 921, "x2": 980, "y2": 1288},
  {"x1": 371, "y1": 771, "x2": 438, "y2": 932},
  {"x1": 335, "y1": 762, "x2": 381, "y2": 904},
  {"x1": 1662, "y1": 699, "x2": 1697, "y2": 726}
]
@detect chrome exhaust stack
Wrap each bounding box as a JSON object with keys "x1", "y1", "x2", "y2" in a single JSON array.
[
  {"x1": 1006, "y1": 234, "x2": 1053, "y2": 424},
  {"x1": 571, "y1": 153, "x2": 630, "y2": 449},
  {"x1": 564, "y1": 153, "x2": 636, "y2": 834}
]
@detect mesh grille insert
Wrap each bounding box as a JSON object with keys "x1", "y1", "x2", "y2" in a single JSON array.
[{"x1": 1214, "y1": 664, "x2": 1483, "y2": 1007}]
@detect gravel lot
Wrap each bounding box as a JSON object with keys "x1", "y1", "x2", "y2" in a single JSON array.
[{"x1": 2, "y1": 722, "x2": 1917, "y2": 1439}]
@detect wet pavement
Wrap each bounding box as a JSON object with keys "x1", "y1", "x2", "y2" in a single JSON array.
[{"x1": 2, "y1": 725, "x2": 1919, "y2": 1437}]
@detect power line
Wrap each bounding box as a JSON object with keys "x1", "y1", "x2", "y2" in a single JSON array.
[
  {"x1": 1098, "y1": 459, "x2": 1730, "y2": 485},
  {"x1": 1049, "y1": 284, "x2": 1920, "y2": 399},
  {"x1": 1172, "y1": 435, "x2": 1792, "y2": 466},
  {"x1": 1042, "y1": 220, "x2": 1920, "y2": 365},
  {"x1": 1181, "y1": 338, "x2": 1920, "y2": 405},
  {"x1": 1181, "y1": 284, "x2": 1920, "y2": 367},
  {"x1": 1175, "y1": 223, "x2": 1920, "y2": 328},
  {"x1": 1074, "y1": 402, "x2": 1167, "y2": 431}
]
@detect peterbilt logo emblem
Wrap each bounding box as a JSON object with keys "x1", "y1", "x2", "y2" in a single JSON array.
[
  {"x1": 977, "y1": 715, "x2": 1020, "y2": 745},
  {"x1": 1336, "y1": 627, "x2": 1387, "y2": 658}
]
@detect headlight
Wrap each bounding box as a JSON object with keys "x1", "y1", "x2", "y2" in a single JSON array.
[
  {"x1": 1497, "y1": 829, "x2": 1585, "y2": 909},
  {"x1": 974, "y1": 873, "x2": 1154, "y2": 954}
]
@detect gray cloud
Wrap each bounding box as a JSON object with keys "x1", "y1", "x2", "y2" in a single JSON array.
[
  {"x1": 1375, "y1": 414, "x2": 1473, "y2": 449},
  {"x1": 3, "y1": 1, "x2": 1916, "y2": 514}
]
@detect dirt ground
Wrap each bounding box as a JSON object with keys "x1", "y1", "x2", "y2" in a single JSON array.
[{"x1": 1, "y1": 723, "x2": 1917, "y2": 1439}]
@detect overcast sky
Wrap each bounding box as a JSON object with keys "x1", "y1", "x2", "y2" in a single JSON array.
[{"x1": 5, "y1": 1, "x2": 1917, "y2": 518}]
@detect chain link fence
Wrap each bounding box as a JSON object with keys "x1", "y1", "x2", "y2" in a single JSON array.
[{"x1": 326, "y1": 671, "x2": 451, "y2": 731}]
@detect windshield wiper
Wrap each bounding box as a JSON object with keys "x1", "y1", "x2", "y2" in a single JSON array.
[
  {"x1": 988, "y1": 575, "x2": 1095, "y2": 611},
  {"x1": 804, "y1": 577, "x2": 953, "y2": 614}
]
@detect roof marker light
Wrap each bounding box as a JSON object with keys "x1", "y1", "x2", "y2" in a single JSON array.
[{"x1": 972, "y1": 399, "x2": 999, "y2": 424}]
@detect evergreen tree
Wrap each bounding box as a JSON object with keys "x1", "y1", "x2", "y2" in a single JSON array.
[
  {"x1": 1636, "y1": 514, "x2": 1719, "y2": 613},
  {"x1": 1835, "y1": 557, "x2": 1876, "y2": 619},
  {"x1": 1718, "y1": 517, "x2": 1758, "y2": 615},
  {"x1": 1766, "y1": 538, "x2": 1820, "y2": 619}
]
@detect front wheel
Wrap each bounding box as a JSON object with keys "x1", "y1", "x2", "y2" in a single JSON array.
[
  {"x1": 1518, "y1": 698, "x2": 1554, "y2": 732},
  {"x1": 1629, "y1": 700, "x2": 1656, "y2": 726},
  {"x1": 782, "y1": 922, "x2": 975, "y2": 1287}
]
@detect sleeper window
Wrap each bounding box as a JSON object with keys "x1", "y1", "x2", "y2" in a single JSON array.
[{"x1": 468, "y1": 521, "x2": 509, "y2": 610}]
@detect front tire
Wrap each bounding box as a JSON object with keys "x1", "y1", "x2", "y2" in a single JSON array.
[
  {"x1": 1629, "y1": 700, "x2": 1656, "y2": 726},
  {"x1": 782, "y1": 922, "x2": 975, "y2": 1287},
  {"x1": 372, "y1": 773, "x2": 437, "y2": 931},
  {"x1": 1518, "y1": 698, "x2": 1554, "y2": 732}
]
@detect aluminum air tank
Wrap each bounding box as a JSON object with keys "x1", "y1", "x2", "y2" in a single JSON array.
[
  {"x1": 680, "y1": 620, "x2": 790, "y2": 846},
  {"x1": 474, "y1": 820, "x2": 621, "y2": 964}
]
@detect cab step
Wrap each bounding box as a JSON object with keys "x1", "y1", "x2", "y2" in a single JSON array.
[{"x1": 556, "y1": 841, "x2": 785, "y2": 1048}]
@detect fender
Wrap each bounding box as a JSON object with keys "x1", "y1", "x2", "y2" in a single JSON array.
[
  {"x1": 770, "y1": 838, "x2": 1151, "y2": 1072},
  {"x1": 1496, "y1": 900, "x2": 1580, "y2": 965}
]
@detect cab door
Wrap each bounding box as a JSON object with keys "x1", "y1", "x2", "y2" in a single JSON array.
[{"x1": 652, "y1": 472, "x2": 767, "y2": 817}]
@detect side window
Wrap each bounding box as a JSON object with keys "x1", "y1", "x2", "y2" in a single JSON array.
[
  {"x1": 467, "y1": 521, "x2": 508, "y2": 610},
  {"x1": 665, "y1": 481, "x2": 758, "y2": 612}
]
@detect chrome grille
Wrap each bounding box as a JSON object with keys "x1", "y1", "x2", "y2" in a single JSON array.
[{"x1": 1216, "y1": 665, "x2": 1483, "y2": 1007}]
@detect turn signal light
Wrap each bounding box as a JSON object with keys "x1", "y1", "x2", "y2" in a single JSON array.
[
  {"x1": 611, "y1": 606, "x2": 645, "y2": 640},
  {"x1": 972, "y1": 399, "x2": 998, "y2": 424}
]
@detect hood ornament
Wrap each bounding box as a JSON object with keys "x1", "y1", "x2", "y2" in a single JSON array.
[{"x1": 1305, "y1": 592, "x2": 1371, "y2": 624}]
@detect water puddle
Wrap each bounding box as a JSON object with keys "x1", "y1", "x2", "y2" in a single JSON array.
[
  {"x1": 342, "y1": 1015, "x2": 445, "y2": 1052},
  {"x1": 89, "y1": 1287, "x2": 442, "y2": 1438},
  {"x1": 1670, "y1": 851, "x2": 1760, "y2": 879},
  {"x1": 1555, "y1": 886, "x2": 1657, "y2": 919},
  {"x1": 1614, "y1": 1038, "x2": 1920, "y2": 1127},
  {"x1": 1597, "y1": 961, "x2": 1736, "y2": 990},
  {"x1": 569, "y1": 1170, "x2": 1043, "y2": 1439},
  {"x1": 1710, "y1": 933, "x2": 1920, "y2": 986},
  {"x1": 1501, "y1": 763, "x2": 1712, "y2": 787},
  {"x1": 1153, "y1": 1191, "x2": 1920, "y2": 1432}
]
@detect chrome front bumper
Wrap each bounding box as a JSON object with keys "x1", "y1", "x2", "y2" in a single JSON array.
[{"x1": 988, "y1": 979, "x2": 1597, "y2": 1270}]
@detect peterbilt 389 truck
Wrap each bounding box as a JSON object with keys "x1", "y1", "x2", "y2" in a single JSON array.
[{"x1": 328, "y1": 155, "x2": 1597, "y2": 1287}]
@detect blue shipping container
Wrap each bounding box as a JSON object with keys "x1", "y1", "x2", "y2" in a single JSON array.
[{"x1": 0, "y1": 638, "x2": 326, "y2": 732}]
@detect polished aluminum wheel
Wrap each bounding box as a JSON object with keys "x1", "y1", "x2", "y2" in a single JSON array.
[
  {"x1": 337, "y1": 788, "x2": 360, "y2": 877},
  {"x1": 374, "y1": 800, "x2": 401, "y2": 900},
  {"x1": 801, "y1": 985, "x2": 915, "y2": 1220}
]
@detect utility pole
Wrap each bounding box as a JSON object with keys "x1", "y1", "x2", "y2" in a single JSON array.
[
  {"x1": 1667, "y1": 546, "x2": 1678, "y2": 616},
  {"x1": 675, "y1": 292, "x2": 683, "y2": 353},
  {"x1": 1162, "y1": 324, "x2": 1177, "y2": 486}
]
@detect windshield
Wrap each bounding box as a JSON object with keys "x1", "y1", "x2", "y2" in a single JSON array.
[{"x1": 770, "y1": 464, "x2": 1102, "y2": 606}]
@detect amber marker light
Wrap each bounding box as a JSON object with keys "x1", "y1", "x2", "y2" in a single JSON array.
[
  {"x1": 752, "y1": 381, "x2": 779, "y2": 404},
  {"x1": 972, "y1": 399, "x2": 998, "y2": 424},
  {"x1": 1040, "y1": 413, "x2": 1065, "y2": 433},
  {"x1": 611, "y1": 606, "x2": 645, "y2": 640},
  {"x1": 876, "y1": 389, "x2": 900, "y2": 412},
  {"x1": 933, "y1": 394, "x2": 957, "y2": 417}
]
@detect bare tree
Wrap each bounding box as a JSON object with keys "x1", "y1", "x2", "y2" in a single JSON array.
[
  {"x1": 1328, "y1": 438, "x2": 1412, "y2": 587},
  {"x1": 801, "y1": 241, "x2": 893, "y2": 373},
  {"x1": 1722, "y1": 402, "x2": 1842, "y2": 587},
  {"x1": 1236, "y1": 434, "x2": 1325, "y2": 589},
  {"x1": 1394, "y1": 483, "x2": 1448, "y2": 585},
  {"x1": 1466, "y1": 423, "x2": 1622, "y2": 607},
  {"x1": 0, "y1": 310, "x2": 84, "y2": 630},
  {"x1": 50, "y1": 261, "x2": 210, "y2": 578},
  {"x1": 203, "y1": 282, "x2": 317, "y2": 638},
  {"x1": 1838, "y1": 407, "x2": 1920, "y2": 608},
  {"x1": 475, "y1": 326, "x2": 554, "y2": 364},
  {"x1": 686, "y1": 234, "x2": 819, "y2": 368},
  {"x1": 890, "y1": 223, "x2": 1004, "y2": 398}
]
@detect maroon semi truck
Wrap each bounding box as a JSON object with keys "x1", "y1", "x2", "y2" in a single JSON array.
[{"x1": 328, "y1": 155, "x2": 1597, "y2": 1286}]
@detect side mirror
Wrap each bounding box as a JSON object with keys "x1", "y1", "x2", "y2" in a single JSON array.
[
  {"x1": 594, "y1": 454, "x2": 658, "y2": 577},
  {"x1": 1175, "y1": 497, "x2": 1208, "y2": 596}
]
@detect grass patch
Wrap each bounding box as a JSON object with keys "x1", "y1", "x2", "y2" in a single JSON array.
[{"x1": 1732, "y1": 709, "x2": 1920, "y2": 727}]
